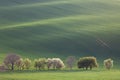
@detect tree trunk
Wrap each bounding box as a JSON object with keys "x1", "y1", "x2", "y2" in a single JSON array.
[
  {"x1": 11, "y1": 63, "x2": 14, "y2": 70},
  {"x1": 90, "y1": 65, "x2": 92, "y2": 70}
]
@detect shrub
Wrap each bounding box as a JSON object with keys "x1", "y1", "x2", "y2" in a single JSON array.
[
  {"x1": 38, "y1": 58, "x2": 46, "y2": 70},
  {"x1": 46, "y1": 58, "x2": 53, "y2": 69},
  {"x1": 53, "y1": 58, "x2": 65, "y2": 69},
  {"x1": 0, "y1": 64, "x2": 6, "y2": 72},
  {"x1": 4, "y1": 54, "x2": 21, "y2": 70},
  {"x1": 24, "y1": 58, "x2": 31, "y2": 70},
  {"x1": 46, "y1": 58, "x2": 65, "y2": 69},
  {"x1": 34, "y1": 59, "x2": 38, "y2": 70},
  {"x1": 104, "y1": 58, "x2": 113, "y2": 70},
  {"x1": 34, "y1": 58, "x2": 47, "y2": 70},
  {"x1": 15, "y1": 58, "x2": 24, "y2": 70},
  {"x1": 66, "y1": 56, "x2": 76, "y2": 69},
  {"x1": 77, "y1": 56, "x2": 98, "y2": 70}
]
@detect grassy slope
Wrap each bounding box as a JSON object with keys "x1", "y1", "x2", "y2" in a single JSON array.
[
  {"x1": 0, "y1": 70, "x2": 120, "y2": 80},
  {"x1": 0, "y1": 0, "x2": 120, "y2": 60}
]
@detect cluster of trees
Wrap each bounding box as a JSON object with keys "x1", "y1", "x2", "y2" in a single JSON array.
[
  {"x1": 3, "y1": 54, "x2": 32, "y2": 70},
  {"x1": 0, "y1": 54, "x2": 114, "y2": 71},
  {"x1": 16, "y1": 58, "x2": 31, "y2": 70}
]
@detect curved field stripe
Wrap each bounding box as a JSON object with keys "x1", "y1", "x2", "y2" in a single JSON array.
[
  {"x1": 0, "y1": 1, "x2": 69, "y2": 10},
  {"x1": 0, "y1": 15, "x2": 100, "y2": 30},
  {"x1": 1, "y1": 14, "x2": 120, "y2": 30}
]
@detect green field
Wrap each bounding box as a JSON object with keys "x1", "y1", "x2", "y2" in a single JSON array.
[
  {"x1": 0, "y1": 0, "x2": 120, "y2": 59},
  {"x1": 0, "y1": 0, "x2": 120, "y2": 79},
  {"x1": 0, "y1": 70, "x2": 120, "y2": 80}
]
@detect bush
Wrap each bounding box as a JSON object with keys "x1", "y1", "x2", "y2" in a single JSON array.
[
  {"x1": 34, "y1": 59, "x2": 38, "y2": 70},
  {"x1": 46, "y1": 58, "x2": 53, "y2": 69},
  {"x1": 104, "y1": 58, "x2": 113, "y2": 70},
  {"x1": 53, "y1": 58, "x2": 65, "y2": 69},
  {"x1": 47, "y1": 58, "x2": 65, "y2": 69},
  {"x1": 4, "y1": 54, "x2": 21, "y2": 70},
  {"x1": 24, "y1": 58, "x2": 31, "y2": 70},
  {"x1": 77, "y1": 56, "x2": 98, "y2": 70},
  {"x1": 15, "y1": 58, "x2": 24, "y2": 70},
  {"x1": 0, "y1": 64, "x2": 6, "y2": 72},
  {"x1": 34, "y1": 58, "x2": 47, "y2": 70}
]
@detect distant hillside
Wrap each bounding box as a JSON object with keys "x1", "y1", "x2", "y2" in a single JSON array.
[{"x1": 0, "y1": 0, "x2": 120, "y2": 60}]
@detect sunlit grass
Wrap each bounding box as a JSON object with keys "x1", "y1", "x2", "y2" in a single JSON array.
[{"x1": 0, "y1": 69, "x2": 120, "y2": 80}]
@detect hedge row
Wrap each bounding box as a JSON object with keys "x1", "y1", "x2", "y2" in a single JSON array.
[{"x1": 0, "y1": 54, "x2": 113, "y2": 71}]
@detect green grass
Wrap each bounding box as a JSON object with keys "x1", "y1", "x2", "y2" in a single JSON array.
[{"x1": 0, "y1": 69, "x2": 120, "y2": 80}]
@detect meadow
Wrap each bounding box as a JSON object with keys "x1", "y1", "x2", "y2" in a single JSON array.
[
  {"x1": 0, "y1": 69, "x2": 120, "y2": 80},
  {"x1": 0, "y1": 0, "x2": 120, "y2": 79},
  {"x1": 0, "y1": 0, "x2": 120, "y2": 59}
]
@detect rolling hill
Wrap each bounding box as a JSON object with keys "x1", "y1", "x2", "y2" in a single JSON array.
[{"x1": 0, "y1": 0, "x2": 120, "y2": 60}]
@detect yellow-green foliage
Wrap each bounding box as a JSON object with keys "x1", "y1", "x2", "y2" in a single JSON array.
[
  {"x1": 15, "y1": 58, "x2": 24, "y2": 70},
  {"x1": 24, "y1": 58, "x2": 31, "y2": 70},
  {"x1": 34, "y1": 58, "x2": 47, "y2": 70},
  {"x1": 77, "y1": 56, "x2": 98, "y2": 70}
]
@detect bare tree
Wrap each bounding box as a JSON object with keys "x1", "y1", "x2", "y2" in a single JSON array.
[
  {"x1": 4, "y1": 54, "x2": 21, "y2": 70},
  {"x1": 66, "y1": 56, "x2": 76, "y2": 69}
]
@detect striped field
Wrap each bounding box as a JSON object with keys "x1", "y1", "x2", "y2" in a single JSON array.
[{"x1": 0, "y1": 0, "x2": 120, "y2": 60}]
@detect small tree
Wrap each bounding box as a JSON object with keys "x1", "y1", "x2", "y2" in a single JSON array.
[
  {"x1": 34, "y1": 59, "x2": 38, "y2": 70},
  {"x1": 77, "y1": 56, "x2": 98, "y2": 70},
  {"x1": 24, "y1": 58, "x2": 31, "y2": 70},
  {"x1": 46, "y1": 58, "x2": 53, "y2": 69},
  {"x1": 4, "y1": 54, "x2": 21, "y2": 70},
  {"x1": 104, "y1": 58, "x2": 113, "y2": 70},
  {"x1": 34, "y1": 58, "x2": 46, "y2": 70},
  {"x1": 52, "y1": 58, "x2": 65, "y2": 69},
  {"x1": 66, "y1": 56, "x2": 76, "y2": 69},
  {"x1": 15, "y1": 58, "x2": 24, "y2": 70},
  {"x1": 39, "y1": 58, "x2": 46, "y2": 70}
]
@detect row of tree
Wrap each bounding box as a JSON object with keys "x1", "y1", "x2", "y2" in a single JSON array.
[{"x1": 0, "y1": 54, "x2": 113, "y2": 71}]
